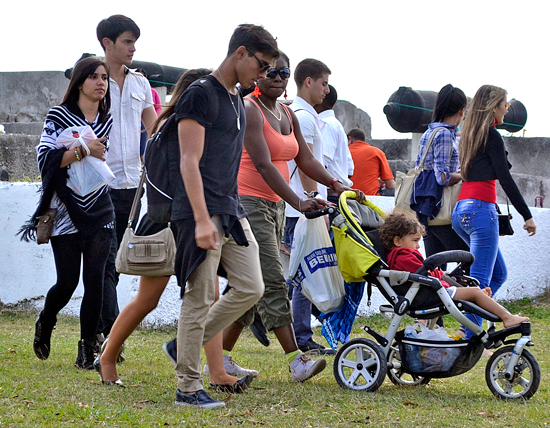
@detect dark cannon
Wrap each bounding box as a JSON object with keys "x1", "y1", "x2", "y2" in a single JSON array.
[
  {"x1": 65, "y1": 53, "x2": 188, "y2": 94},
  {"x1": 383, "y1": 86, "x2": 527, "y2": 134}
]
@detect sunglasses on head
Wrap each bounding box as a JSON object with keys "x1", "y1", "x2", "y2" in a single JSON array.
[{"x1": 266, "y1": 67, "x2": 291, "y2": 80}]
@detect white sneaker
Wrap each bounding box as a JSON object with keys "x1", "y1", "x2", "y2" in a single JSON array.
[
  {"x1": 204, "y1": 354, "x2": 259, "y2": 378},
  {"x1": 290, "y1": 352, "x2": 326, "y2": 382}
]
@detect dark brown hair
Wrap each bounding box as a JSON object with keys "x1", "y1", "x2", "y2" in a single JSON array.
[
  {"x1": 379, "y1": 212, "x2": 425, "y2": 253},
  {"x1": 61, "y1": 56, "x2": 111, "y2": 124},
  {"x1": 347, "y1": 128, "x2": 366, "y2": 142},
  {"x1": 96, "y1": 14, "x2": 140, "y2": 50},
  {"x1": 294, "y1": 58, "x2": 331, "y2": 89},
  {"x1": 227, "y1": 24, "x2": 279, "y2": 59},
  {"x1": 152, "y1": 68, "x2": 212, "y2": 133}
]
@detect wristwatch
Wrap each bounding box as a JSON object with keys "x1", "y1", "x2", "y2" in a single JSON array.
[{"x1": 329, "y1": 178, "x2": 343, "y2": 190}]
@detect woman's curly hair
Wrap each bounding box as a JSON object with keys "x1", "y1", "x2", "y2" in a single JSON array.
[{"x1": 379, "y1": 212, "x2": 425, "y2": 253}]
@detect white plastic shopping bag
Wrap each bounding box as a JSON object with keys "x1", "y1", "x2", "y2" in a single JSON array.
[
  {"x1": 404, "y1": 323, "x2": 453, "y2": 341},
  {"x1": 288, "y1": 215, "x2": 345, "y2": 313},
  {"x1": 56, "y1": 126, "x2": 115, "y2": 196}
]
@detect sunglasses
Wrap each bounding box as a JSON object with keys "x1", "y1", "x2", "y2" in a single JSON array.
[
  {"x1": 246, "y1": 48, "x2": 271, "y2": 73},
  {"x1": 266, "y1": 67, "x2": 291, "y2": 80}
]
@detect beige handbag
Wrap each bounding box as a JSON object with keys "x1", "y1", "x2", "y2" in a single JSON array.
[
  {"x1": 115, "y1": 172, "x2": 176, "y2": 276},
  {"x1": 394, "y1": 127, "x2": 461, "y2": 225}
]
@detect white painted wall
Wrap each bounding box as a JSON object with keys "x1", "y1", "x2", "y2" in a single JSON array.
[{"x1": 1, "y1": 182, "x2": 548, "y2": 326}]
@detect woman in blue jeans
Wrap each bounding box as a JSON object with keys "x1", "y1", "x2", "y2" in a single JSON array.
[{"x1": 451, "y1": 84, "x2": 537, "y2": 339}]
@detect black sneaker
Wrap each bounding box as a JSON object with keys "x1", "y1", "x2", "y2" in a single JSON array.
[
  {"x1": 163, "y1": 338, "x2": 177, "y2": 367},
  {"x1": 249, "y1": 312, "x2": 270, "y2": 347},
  {"x1": 175, "y1": 389, "x2": 225, "y2": 408},
  {"x1": 298, "y1": 339, "x2": 336, "y2": 356}
]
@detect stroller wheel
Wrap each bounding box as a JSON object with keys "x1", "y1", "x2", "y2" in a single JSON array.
[
  {"x1": 333, "y1": 338, "x2": 387, "y2": 392},
  {"x1": 387, "y1": 342, "x2": 431, "y2": 386},
  {"x1": 485, "y1": 345, "x2": 541, "y2": 400}
]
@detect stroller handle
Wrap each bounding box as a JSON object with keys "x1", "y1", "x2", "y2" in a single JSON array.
[
  {"x1": 304, "y1": 205, "x2": 337, "y2": 219},
  {"x1": 417, "y1": 250, "x2": 474, "y2": 275}
]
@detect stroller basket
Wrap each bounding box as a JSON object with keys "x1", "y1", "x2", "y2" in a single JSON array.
[{"x1": 396, "y1": 330, "x2": 484, "y2": 378}]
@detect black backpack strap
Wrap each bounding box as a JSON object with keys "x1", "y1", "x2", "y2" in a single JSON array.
[{"x1": 188, "y1": 76, "x2": 220, "y2": 128}]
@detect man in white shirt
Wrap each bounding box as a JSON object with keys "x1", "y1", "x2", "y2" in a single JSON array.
[
  {"x1": 315, "y1": 84, "x2": 354, "y2": 204},
  {"x1": 96, "y1": 15, "x2": 157, "y2": 339},
  {"x1": 285, "y1": 58, "x2": 335, "y2": 355}
]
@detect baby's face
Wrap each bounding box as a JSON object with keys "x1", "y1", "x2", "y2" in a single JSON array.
[{"x1": 395, "y1": 231, "x2": 422, "y2": 250}]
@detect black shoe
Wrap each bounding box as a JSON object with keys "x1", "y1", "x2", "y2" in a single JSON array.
[
  {"x1": 249, "y1": 312, "x2": 270, "y2": 347},
  {"x1": 175, "y1": 389, "x2": 225, "y2": 408},
  {"x1": 75, "y1": 337, "x2": 96, "y2": 370},
  {"x1": 162, "y1": 338, "x2": 177, "y2": 367},
  {"x1": 209, "y1": 373, "x2": 254, "y2": 394},
  {"x1": 298, "y1": 339, "x2": 336, "y2": 356},
  {"x1": 33, "y1": 312, "x2": 56, "y2": 360}
]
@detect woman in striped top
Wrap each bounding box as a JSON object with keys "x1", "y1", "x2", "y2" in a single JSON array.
[{"x1": 23, "y1": 56, "x2": 115, "y2": 369}]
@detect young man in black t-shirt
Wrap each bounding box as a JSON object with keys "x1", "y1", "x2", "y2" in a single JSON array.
[{"x1": 172, "y1": 24, "x2": 278, "y2": 409}]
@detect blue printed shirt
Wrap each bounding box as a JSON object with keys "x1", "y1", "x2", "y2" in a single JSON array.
[{"x1": 415, "y1": 122, "x2": 459, "y2": 186}]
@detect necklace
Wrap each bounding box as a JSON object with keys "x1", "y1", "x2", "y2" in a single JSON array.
[
  {"x1": 257, "y1": 96, "x2": 282, "y2": 121},
  {"x1": 216, "y1": 70, "x2": 241, "y2": 130}
]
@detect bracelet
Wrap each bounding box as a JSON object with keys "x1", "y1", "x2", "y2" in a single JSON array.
[
  {"x1": 298, "y1": 199, "x2": 302, "y2": 213},
  {"x1": 79, "y1": 146, "x2": 87, "y2": 159},
  {"x1": 304, "y1": 190, "x2": 319, "y2": 198},
  {"x1": 74, "y1": 148, "x2": 81, "y2": 161},
  {"x1": 329, "y1": 177, "x2": 342, "y2": 190}
]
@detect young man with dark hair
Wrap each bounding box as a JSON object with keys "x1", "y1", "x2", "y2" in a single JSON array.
[
  {"x1": 285, "y1": 58, "x2": 336, "y2": 355},
  {"x1": 172, "y1": 24, "x2": 278, "y2": 408},
  {"x1": 315, "y1": 84, "x2": 354, "y2": 204},
  {"x1": 348, "y1": 128, "x2": 395, "y2": 195},
  {"x1": 95, "y1": 15, "x2": 157, "y2": 344}
]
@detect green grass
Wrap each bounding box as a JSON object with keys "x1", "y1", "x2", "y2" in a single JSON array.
[{"x1": 1, "y1": 299, "x2": 549, "y2": 427}]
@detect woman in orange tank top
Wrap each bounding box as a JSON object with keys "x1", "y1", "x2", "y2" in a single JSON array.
[{"x1": 220, "y1": 53, "x2": 365, "y2": 381}]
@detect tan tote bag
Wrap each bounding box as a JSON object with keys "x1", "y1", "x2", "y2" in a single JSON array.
[
  {"x1": 395, "y1": 127, "x2": 461, "y2": 225},
  {"x1": 115, "y1": 172, "x2": 176, "y2": 276}
]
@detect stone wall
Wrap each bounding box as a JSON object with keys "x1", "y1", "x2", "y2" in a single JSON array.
[
  {"x1": 0, "y1": 71, "x2": 68, "y2": 123},
  {"x1": 1, "y1": 71, "x2": 547, "y2": 206},
  {"x1": 334, "y1": 100, "x2": 372, "y2": 139}
]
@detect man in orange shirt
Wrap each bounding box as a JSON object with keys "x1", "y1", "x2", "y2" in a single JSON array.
[{"x1": 348, "y1": 128, "x2": 395, "y2": 195}]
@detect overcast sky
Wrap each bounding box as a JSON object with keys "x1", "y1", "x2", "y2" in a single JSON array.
[{"x1": 3, "y1": 0, "x2": 547, "y2": 139}]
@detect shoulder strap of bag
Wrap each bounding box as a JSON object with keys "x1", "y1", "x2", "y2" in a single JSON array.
[
  {"x1": 417, "y1": 126, "x2": 447, "y2": 169},
  {"x1": 128, "y1": 171, "x2": 147, "y2": 228}
]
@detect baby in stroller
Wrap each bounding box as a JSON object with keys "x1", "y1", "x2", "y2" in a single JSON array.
[{"x1": 379, "y1": 212, "x2": 529, "y2": 330}]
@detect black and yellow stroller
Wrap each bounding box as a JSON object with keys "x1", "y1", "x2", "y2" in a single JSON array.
[{"x1": 308, "y1": 191, "x2": 540, "y2": 400}]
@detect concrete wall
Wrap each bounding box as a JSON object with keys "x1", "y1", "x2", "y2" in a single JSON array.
[
  {"x1": 1, "y1": 183, "x2": 548, "y2": 326},
  {"x1": 334, "y1": 100, "x2": 372, "y2": 139},
  {"x1": 0, "y1": 71, "x2": 68, "y2": 123}
]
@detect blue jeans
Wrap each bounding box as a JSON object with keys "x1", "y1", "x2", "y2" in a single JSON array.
[{"x1": 452, "y1": 199, "x2": 508, "y2": 339}]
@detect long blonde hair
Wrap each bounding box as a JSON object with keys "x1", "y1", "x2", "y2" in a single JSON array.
[{"x1": 459, "y1": 85, "x2": 507, "y2": 179}]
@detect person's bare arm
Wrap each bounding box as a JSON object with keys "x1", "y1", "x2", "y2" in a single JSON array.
[
  {"x1": 178, "y1": 118, "x2": 219, "y2": 250},
  {"x1": 447, "y1": 172, "x2": 462, "y2": 186},
  {"x1": 383, "y1": 178, "x2": 396, "y2": 189},
  {"x1": 141, "y1": 106, "x2": 158, "y2": 138}
]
